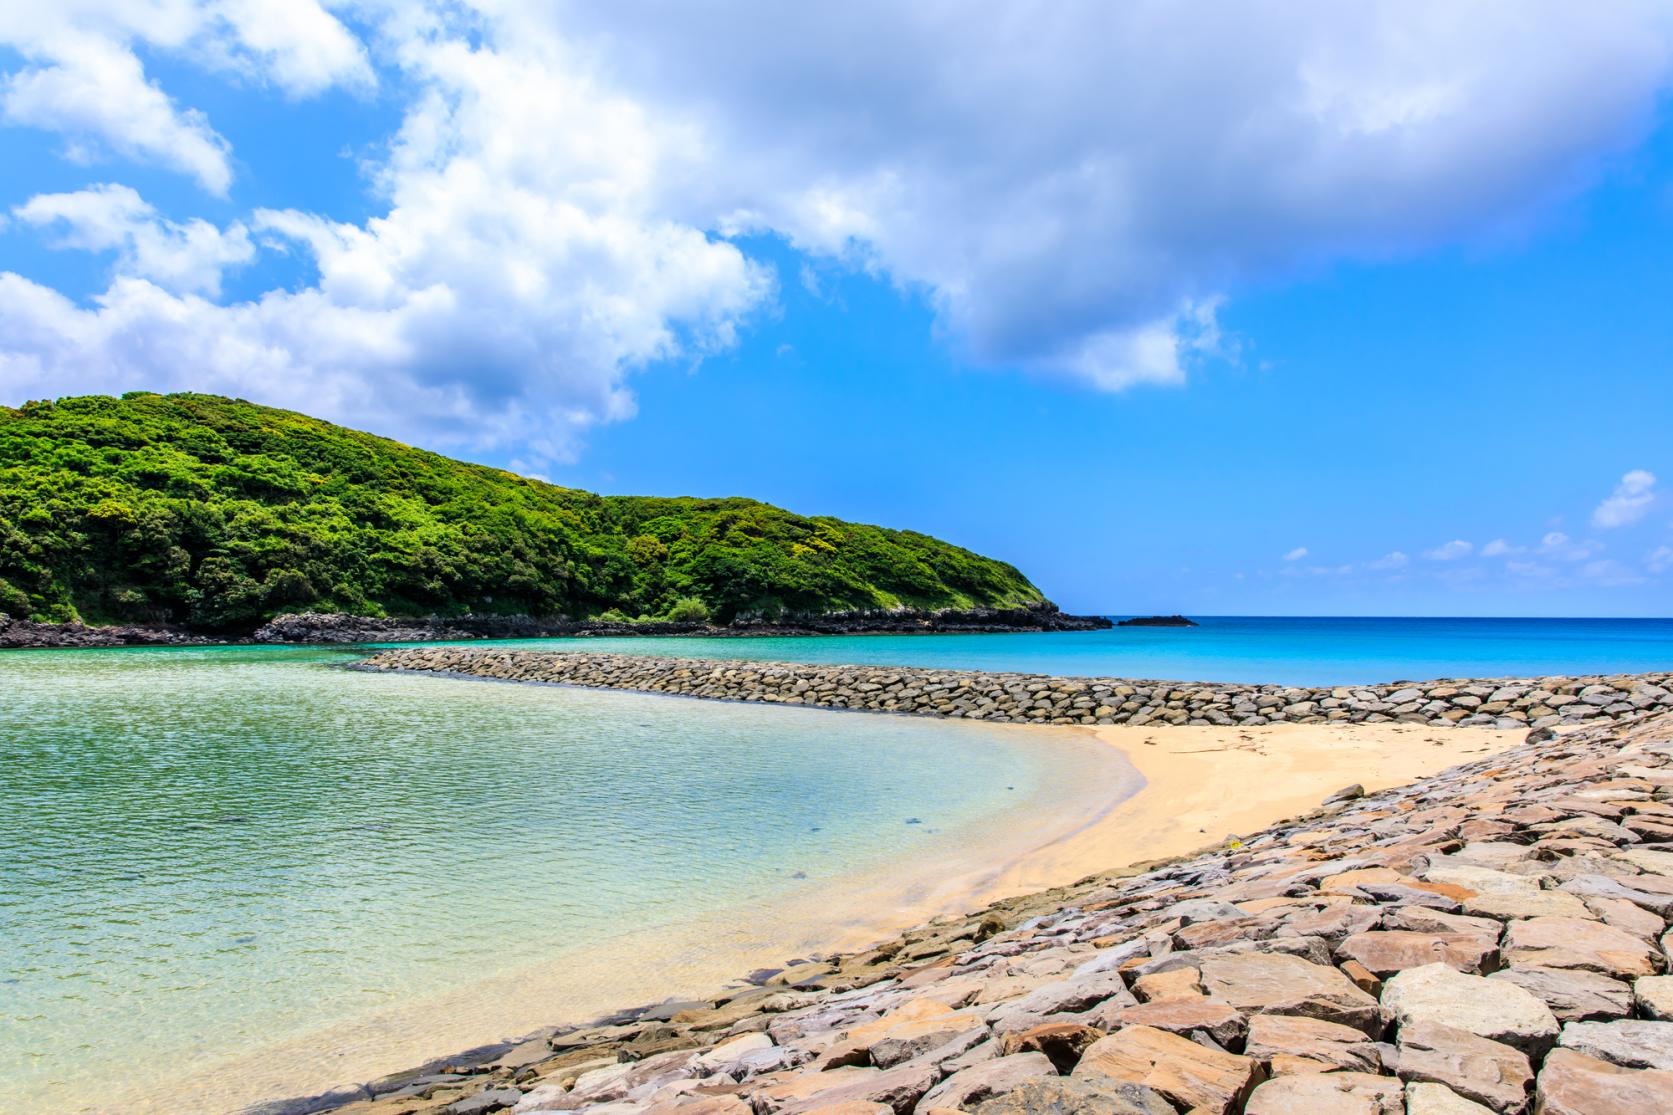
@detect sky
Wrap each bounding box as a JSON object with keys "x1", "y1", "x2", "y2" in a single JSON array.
[{"x1": 1, "y1": 2, "x2": 1672, "y2": 618}]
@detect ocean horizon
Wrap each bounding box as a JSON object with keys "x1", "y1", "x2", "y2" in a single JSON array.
[{"x1": 444, "y1": 614, "x2": 1673, "y2": 688}]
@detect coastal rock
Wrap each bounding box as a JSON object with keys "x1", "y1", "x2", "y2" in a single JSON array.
[
  {"x1": 1558, "y1": 1019, "x2": 1673, "y2": 1070},
  {"x1": 971, "y1": 1077, "x2": 1175, "y2": 1115},
  {"x1": 357, "y1": 647, "x2": 1673, "y2": 732},
  {"x1": 1381, "y1": 964, "x2": 1559, "y2": 1057},
  {"x1": 1072, "y1": 1026, "x2": 1264, "y2": 1114},
  {"x1": 1196, "y1": 951, "x2": 1381, "y2": 1034},
  {"x1": 1534, "y1": 1048, "x2": 1673, "y2": 1114},
  {"x1": 1385, "y1": 1021, "x2": 1532, "y2": 1113},
  {"x1": 1403, "y1": 1082, "x2": 1497, "y2": 1115},
  {"x1": 1243, "y1": 1070, "x2": 1403, "y2": 1115},
  {"x1": 1487, "y1": 966, "x2": 1634, "y2": 1022},
  {"x1": 915, "y1": 1053, "x2": 1055, "y2": 1111},
  {"x1": 1242, "y1": 1012, "x2": 1382, "y2": 1074}
]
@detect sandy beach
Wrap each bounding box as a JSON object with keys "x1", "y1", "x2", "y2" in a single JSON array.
[
  {"x1": 980, "y1": 719, "x2": 1523, "y2": 900},
  {"x1": 92, "y1": 712, "x2": 1526, "y2": 1115}
]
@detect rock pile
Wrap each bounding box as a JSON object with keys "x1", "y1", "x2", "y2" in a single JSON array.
[
  {"x1": 266, "y1": 708, "x2": 1673, "y2": 1115},
  {"x1": 360, "y1": 648, "x2": 1673, "y2": 731}
]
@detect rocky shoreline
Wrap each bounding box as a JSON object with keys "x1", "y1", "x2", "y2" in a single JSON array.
[
  {"x1": 0, "y1": 605, "x2": 1110, "y2": 650},
  {"x1": 358, "y1": 647, "x2": 1673, "y2": 732},
  {"x1": 252, "y1": 703, "x2": 1673, "y2": 1115}
]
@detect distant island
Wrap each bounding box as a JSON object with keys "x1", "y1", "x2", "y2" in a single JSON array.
[
  {"x1": 0, "y1": 392, "x2": 1108, "y2": 645},
  {"x1": 1117, "y1": 614, "x2": 1199, "y2": 627}
]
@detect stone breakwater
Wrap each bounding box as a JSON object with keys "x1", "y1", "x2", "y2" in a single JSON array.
[
  {"x1": 273, "y1": 707, "x2": 1673, "y2": 1115},
  {"x1": 359, "y1": 647, "x2": 1673, "y2": 731}
]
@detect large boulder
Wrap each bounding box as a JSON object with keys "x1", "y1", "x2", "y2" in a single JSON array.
[
  {"x1": 1072, "y1": 1025, "x2": 1264, "y2": 1115},
  {"x1": 1385, "y1": 1021, "x2": 1533, "y2": 1114},
  {"x1": 1242, "y1": 1012, "x2": 1381, "y2": 1074},
  {"x1": 1242, "y1": 1071, "x2": 1403, "y2": 1115},
  {"x1": 1196, "y1": 951, "x2": 1381, "y2": 1034},
  {"x1": 1557, "y1": 1020, "x2": 1673, "y2": 1071},
  {"x1": 1535, "y1": 1048, "x2": 1673, "y2": 1114},
  {"x1": 1487, "y1": 966, "x2": 1633, "y2": 1023},
  {"x1": 1382, "y1": 963, "x2": 1560, "y2": 1057},
  {"x1": 971, "y1": 1076, "x2": 1175, "y2": 1115}
]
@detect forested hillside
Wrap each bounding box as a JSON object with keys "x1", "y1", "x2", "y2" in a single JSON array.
[{"x1": 0, "y1": 393, "x2": 1047, "y2": 631}]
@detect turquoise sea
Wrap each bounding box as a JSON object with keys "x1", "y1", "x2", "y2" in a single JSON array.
[
  {"x1": 457, "y1": 615, "x2": 1673, "y2": 686},
  {"x1": 0, "y1": 646, "x2": 1123, "y2": 1113},
  {"x1": 6, "y1": 615, "x2": 1671, "y2": 1111}
]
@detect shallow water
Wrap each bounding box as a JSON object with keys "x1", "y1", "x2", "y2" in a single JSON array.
[
  {"x1": 454, "y1": 615, "x2": 1673, "y2": 686},
  {"x1": 0, "y1": 646, "x2": 1121, "y2": 1113}
]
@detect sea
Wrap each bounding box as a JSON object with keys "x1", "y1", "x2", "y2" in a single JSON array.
[{"x1": 4, "y1": 614, "x2": 1670, "y2": 1111}]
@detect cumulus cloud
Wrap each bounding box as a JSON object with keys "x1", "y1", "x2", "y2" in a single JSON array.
[
  {"x1": 1592, "y1": 469, "x2": 1657, "y2": 528},
  {"x1": 0, "y1": 1, "x2": 372, "y2": 193},
  {"x1": 1424, "y1": 539, "x2": 1474, "y2": 561},
  {"x1": 1480, "y1": 538, "x2": 1523, "y2": 557},
  {"x1": 544, "y1": 0, "x2": 1673, "y2": 388},
  {"x1": 1649, "y1": 546, "x2": 1673, "y2": 575},
  {"x1": 7, "y1": 2, "x2": 1673, "y2": 457},
  {"x1": 1366, "y1": 551, "x2": 1410, "y2": 571},
  {"x1": 1282, "y1": 547, "x2": 1309, "y2": 562},
  {"x1": 0, "y1": 32, "x2": 773, "y2": 461},
  {"x1": 14, "y1": 184, "x2": 253, "y2": 297},
  {"x1": 2, "y1": 35, "x2": 234, "y2": 194}
]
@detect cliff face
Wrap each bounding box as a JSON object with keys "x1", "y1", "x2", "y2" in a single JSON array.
[{"x1": 0, "y1": 392, "x2": 1065, "y2": 634}]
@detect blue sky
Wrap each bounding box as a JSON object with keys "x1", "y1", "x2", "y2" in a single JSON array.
[{"x1": 2, "y1": 4, "x2": 1672, "y2": 617}]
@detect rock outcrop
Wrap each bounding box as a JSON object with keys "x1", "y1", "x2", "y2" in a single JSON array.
[
  {"x1": 248, "y1": 708, "x2": 1673, "y2": 1115},
  {"x1": 359, "y1": 647, "x2": 1673, "y2": 731}
]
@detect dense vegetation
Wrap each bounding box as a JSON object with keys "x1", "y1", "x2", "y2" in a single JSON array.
[{"x1": 0, "y1": 393, "x2": 1046, "y2": 631}]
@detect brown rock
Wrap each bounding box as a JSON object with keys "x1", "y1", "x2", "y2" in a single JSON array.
[
  {"x1": 970, "y1": 1076, "x2": 1176, "y2": 1115},
  {"x1": 998, "y1": 1023, "x2": 1103, "y2": 1073},
  {"x1": 1502, "y1": 916, "x2": 1662, "y2": 980},
  {"x1": 915, "y1": 1053, "x2": 1056, "y2": 1112},
  {"x1": 1242, "y1": 1070, "x2": 1403, "y2": 1115},
  {"x1": 1534, "y1": 1047, "x2": 1673, "y2": 1114},
  {"x1": 1072, "y1": 1025, "x2": 1264, "y2": 1114},
  {"x1": 1196, "y1": 951, "x2": 1381, "y2": 1034},
  {"x1": 1487, "y1": 966, "x2": 1633, "y2": 1023},
  {"x1": 1243, "y1": 1013, "x2": 1381, "y2": 1074},
  {"x1": 1105, "y1": 997, "x2": 1246, "y2": 1048},
  {"x1": 1132, "y1": 967, "x2": 1202, "y2": 1002},
  {"x1": 751, "y1": 1061, "x2": 940, "y2": 1114},
  {"x1": 1336, "y1": 930, "x2": 1498, "y2": 977},
  {"x1": 1388, "y1": 1021, "x2": 1533, "y2": 1114}
]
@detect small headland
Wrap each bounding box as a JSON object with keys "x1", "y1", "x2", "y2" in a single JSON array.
[
  {"x1": 1117, "y1": 615, "x2": 1199, "y2": 627},
  {"x1": 0, "y1": 604, "x2": 1111, "y2": 650}
]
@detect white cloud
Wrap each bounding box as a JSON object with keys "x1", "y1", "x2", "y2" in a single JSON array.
[
  {"x1": 2, "y1": 35, "x2": 234, "y2": 194},
  {"x1": 541, "y1": 1, "x2": 1673, "y2": 389},
  {"x1": 1592, "y1": 469, "x2": 1657, "y2": 528},
  {"x1": 1423, "y1": 539, "x2": 1474, "y2": 561},
  {"x1": 210, "y1": 0, "x2": 374, "y2": 97},
  {"x1": 1649, "y1": 546, "x2": 1673, "y2": 575},
  {"x1": 1366, "y1": 550, "x2": 1410, "y2": 571},
  {"x1": 14, "y1": 184, "x2": 253, "y2": 297},
  {"x1": 1282, "y1": 547, "x2": 1309, "y2": 562},
  {"x1": 7, "y1": 3, "x2": 1673, "y2": 457},
  {"x1": 0, "y1": 34, "x2": 773, "y2": 463},
  {"x1": 1539, "y1": 531, "x2": 1603, "y2": 561},
  {"x1": 1480, "y1": 538, "x2": 1523, "y2": 557},
  {"x1": 0, "y1": 2, "x2": 372, "y2": 193}
]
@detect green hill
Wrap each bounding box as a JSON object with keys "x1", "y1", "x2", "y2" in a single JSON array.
[{"x1": 0, "y1": 392, "x2": 1048, "y2": 631}]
